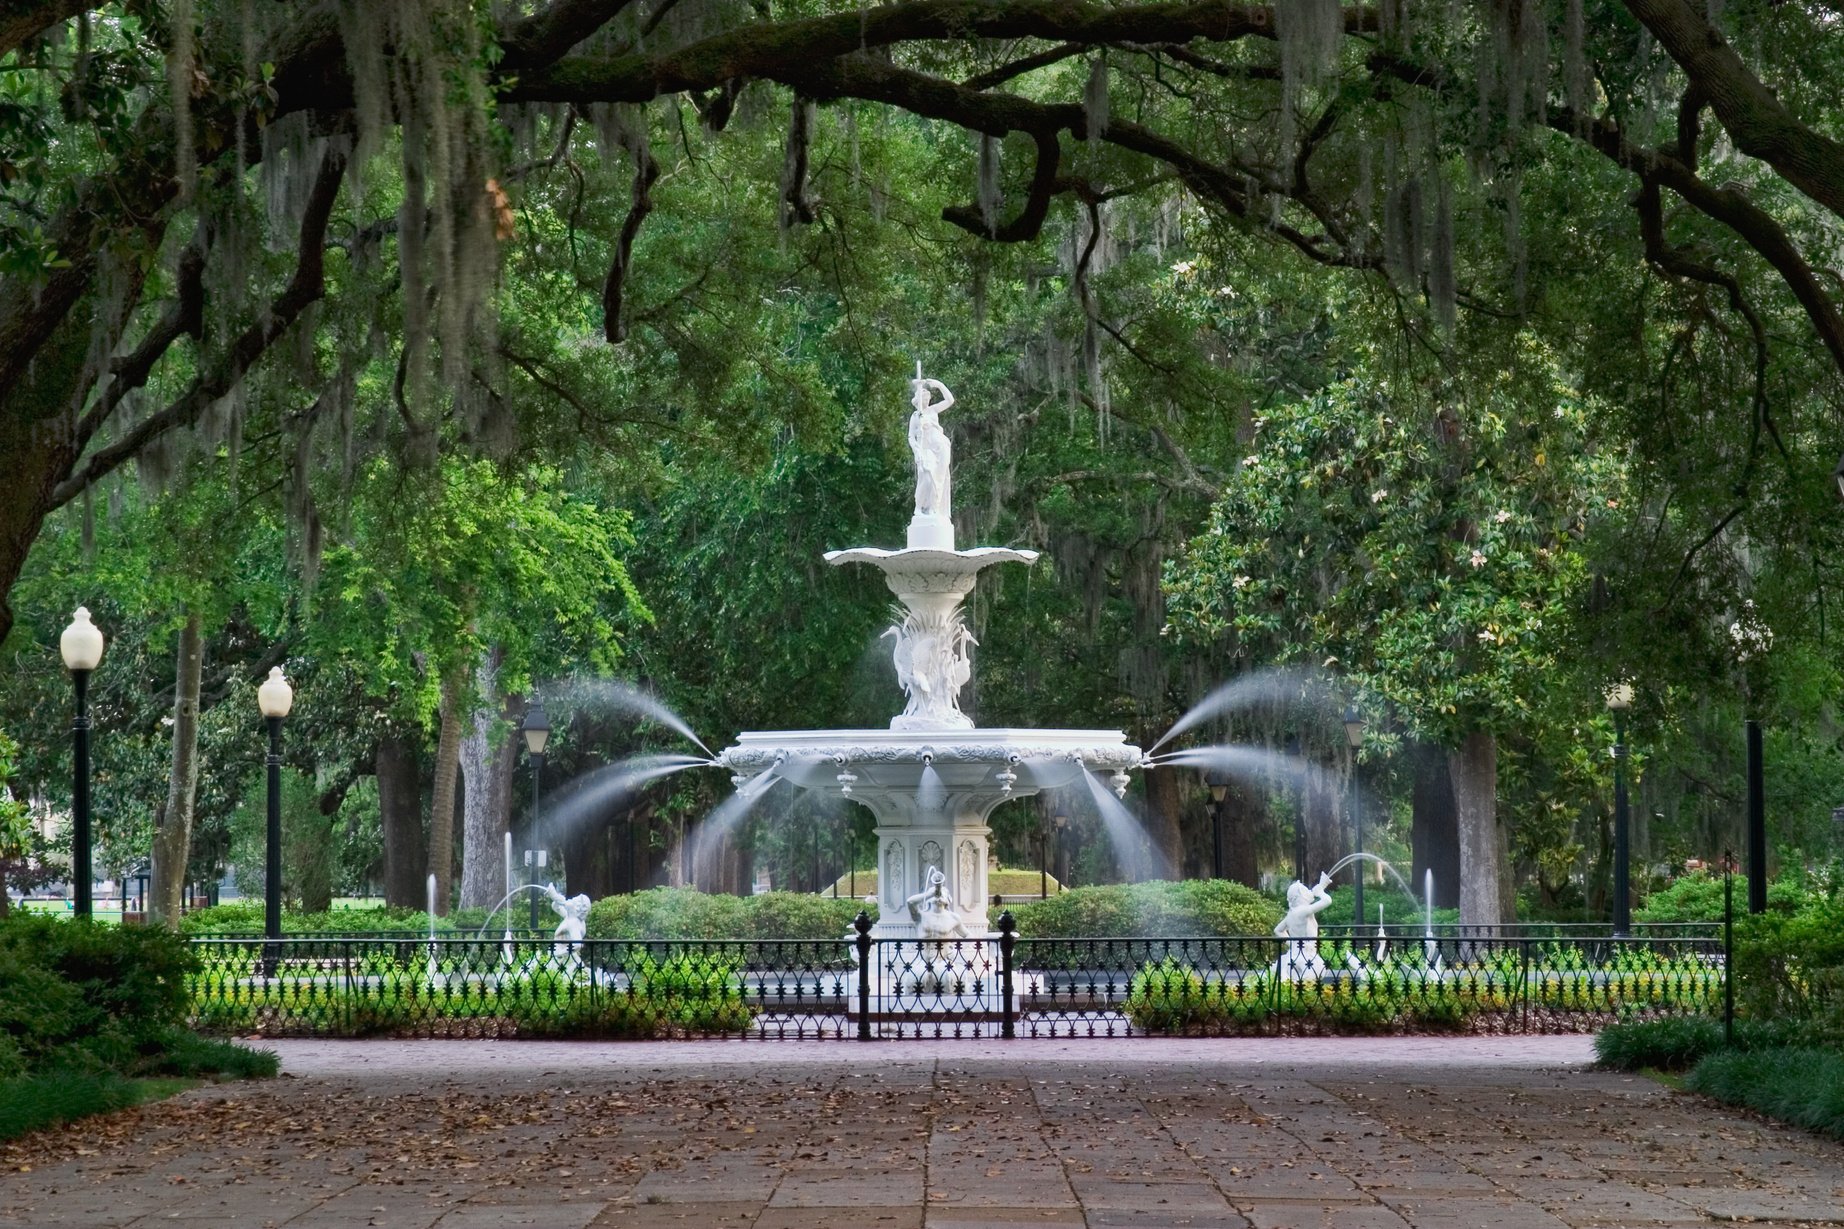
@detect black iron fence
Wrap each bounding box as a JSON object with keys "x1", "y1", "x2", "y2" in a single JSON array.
[{"x1": 185, "y1": 917, "x2": 1723, "y2": 1041}]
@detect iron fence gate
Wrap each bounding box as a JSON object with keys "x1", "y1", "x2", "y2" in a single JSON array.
[{"x1": 187, "y1": 912, "x2": 1724, "y2": 1040}]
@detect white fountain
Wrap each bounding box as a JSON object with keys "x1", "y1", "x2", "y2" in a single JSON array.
[{"x1": 718, "y1": 367, "x2": 1141, "y2": 941}]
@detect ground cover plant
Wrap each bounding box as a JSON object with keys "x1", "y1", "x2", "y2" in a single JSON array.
[
  {"x1": 1686, "y1": 1048, "x2": 1844, "y2": 1141},
  {"x1": 0, "y1": 915, "x2": 275, "y2": 1139}
]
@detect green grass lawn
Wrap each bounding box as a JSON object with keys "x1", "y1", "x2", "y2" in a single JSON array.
[{"x1": 0, "y1": 1075, "x2": 200, "y2": 1141}]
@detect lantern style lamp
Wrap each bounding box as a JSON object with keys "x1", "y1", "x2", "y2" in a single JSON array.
[
  {"x1": 257, "y1": 667, "x2": 293, "y2": 968},
  {"x1": 1604, "y1": 682, "x2": 1634, "y2": 935},
  {"x1": 1205, "y1": 772, "x2": 1230, "y2": 880},
  {"x1": 60, "y1": 607, "x2": 105, "y2": 918},
  {"x1": 1343, "y1": 704, "x2": 1366, "y2": 923}
]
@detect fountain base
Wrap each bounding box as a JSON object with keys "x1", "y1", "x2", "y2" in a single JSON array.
[{"x1": 722, "y1": 727, "x2": 1141, "y2": 940}]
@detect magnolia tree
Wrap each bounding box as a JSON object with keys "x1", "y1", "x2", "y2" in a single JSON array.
[{"x1": 1165, "y1": 359, "x2": 1624, "y2": 923}]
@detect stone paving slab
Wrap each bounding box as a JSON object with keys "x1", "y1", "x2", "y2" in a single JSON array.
[{"x1": 1, "y1": 1036, "x2": 1842, "y2": 1228}]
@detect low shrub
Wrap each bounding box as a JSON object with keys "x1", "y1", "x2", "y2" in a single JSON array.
[
  {"x1": 1317, "y1": 884, "x2": 1460, "y2": 929},
  {"x1": 1004, "y1": 880, "x2": 1279, "y2": 939},
  {"x1": 504, "y1": 953, "x2": 757, "y2": 1038},
  {"x1": 1634, "y1": 869, "x2": 1809, "y2": 923},
  {"x1": 1731, "y1": 896, "x2": 1844, "y2": 1043},
  {"x1": 585, "y1": 889, "x2": 862, "y2": 943},
  {"x1": 0, "y1": 915, "x2": 273, "y2": 1141},
  {"x1": 180, "y1": 903, "x2": 458, "y2": 936},
  {"x1": 1686, "y1": 1047, "x2": 1844, "y2": 1140},
  {"x1": 1596, "y1": 1016, "x2": 1725, "y2": 1071},
  {"x1": 1122, "y1": 958, "x2": 1233, "y2": 1033},
  {"x1": 0, "y1": 913, "x2": 195, "y2": 1069},
  {"x1": 1595, "y1": 1016, "x2": 1818, "y2": 1072}
]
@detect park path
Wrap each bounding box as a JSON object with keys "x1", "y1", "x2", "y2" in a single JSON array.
[{"x1": 2, "y1": 1036, "x2": 1842, "y2": 1229}]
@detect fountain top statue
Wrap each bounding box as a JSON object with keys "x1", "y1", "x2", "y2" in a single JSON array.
[
  {"x1": 908, "y1": 362, "x2": 956, "y2": 547},
  {"x1": 827, "y1": 366, "x2": 1040, "y2": 729}
]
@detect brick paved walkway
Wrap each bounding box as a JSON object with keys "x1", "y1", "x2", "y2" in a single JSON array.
[{"x1": 3, "y1": 1036, "x2": 1842, "y2": 1228}]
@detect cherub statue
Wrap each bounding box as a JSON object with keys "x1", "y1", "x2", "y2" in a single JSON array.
[
  {"x1": 539, "y1": 882, "x2": 593, "y2": 956},
  {"x1": 1273, "y1": 871, "x2": 1335, "y2": 981},
  {"x1": 905, "y1": 866, "x2": 969, "y2": 942},
  {"x1": 908, "y1": 364, "x2": 955, "y2": 519}
]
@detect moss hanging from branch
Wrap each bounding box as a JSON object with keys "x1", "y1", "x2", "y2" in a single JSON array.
[
  {"x1": 1273, "y1": 0, "x2": 1342, "y2": 158},
  {"x1": 166, "y1": 0, "x2": 196, "y2": 204}
]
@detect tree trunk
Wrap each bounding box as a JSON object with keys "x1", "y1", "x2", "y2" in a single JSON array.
[
  {"x1": 559, "y1": 810, "x2": 613, "y2": 899},
  {"x1": 1449, "y1": 731, "x2": 1512, "y2": 926},
  {"x1": 377, "y1": 729, "x2": 425, "y2": 908},
  {"x1": 1303, "y1": 760, "x2": 1342, "y2": 885},
  {"x1": 1140, "y1": 761, "x2": 1183, "y2": 879},
  {"x1": 1410, "y1": 741, "x2": 1460, "y2": 909},
  {"x1": 1222, "y1": 776, "x2": 1261, "y2": 889},
  {"x1": 427, "y1": 672, "x2": 465, "y2": 915},
  {"x1": 458, "y1": 649, "x2": 517, "y2": 910},
  {"x1": 150, "y1": 612, "x2": 204, "y2": 927}
]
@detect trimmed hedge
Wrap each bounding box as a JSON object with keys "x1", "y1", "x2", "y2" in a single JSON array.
[
  {"x1": 1002, "y1": 880, "x2": 1279, "y2": 938},
  {"x1": 182, "y1": 903, "x2": 467, "y2": 935},
  {"x1": 585, "y1": 888, "x2": 866, "y2": 942}
]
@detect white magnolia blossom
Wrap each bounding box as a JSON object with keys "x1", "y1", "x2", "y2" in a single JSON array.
[
  {"x1": 1370, "y1": 489, "x2": 1388, "y2": 503},
  {"x1": 1469, "y1": 549, "x2": 1487, "y2": 568},
  {"x1": 1171, "y1": 259, "x2": 1197, "y2": 275},
  {"x1": 1729, "y1": 600, "x2": 1774, "y2": 661},
  {"x1": 1494, "y1": 509, "x2": 1513, "y2": 523}
]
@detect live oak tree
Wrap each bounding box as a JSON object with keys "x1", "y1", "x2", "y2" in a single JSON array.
[
  {"x1": 5, "y1": 1, "x2": 1844, "y2": 909},
  {"x1": 1164, "y1": 352, "x2": 1626, "y2": 923},
  {"x1": 6, "y1": 0, "x2": 1844, "y2": 649}
]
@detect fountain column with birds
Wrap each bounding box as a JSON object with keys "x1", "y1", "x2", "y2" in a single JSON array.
[{"x1": 720, "y1": 368, "x2": 1140, "y2": 939}]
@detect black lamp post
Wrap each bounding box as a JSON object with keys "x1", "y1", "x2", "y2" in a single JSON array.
[
  {"x1": 523, "y1": 848, "x2": 548, "y2": 930},
  {"x1": 522, "y1": 698, "x2": 551, "y2": 914},
  {"x1": 1206, "y1": 773, "x2": 1229, "y2": 880},
  {"x1": 59, "y1": 607, "x2": 104, "y2": 918},
  {"x1": 1053, "y1": 812, "x2": 1070, "y2": 889},
  {"x1": 1285, "y1": 734, "x2": 1304, "y2": 883},
  {"x1": 1343, "y1": 704, "x2": 1365, "y2": 925},
  {"x1": 257, "y1": 667, "x2": 294, "y2": 974},
  {"x1": 1605, "y1": 681, "x2": 1634, "y2": 935},
  {"x1": 1038, "y1": 810, "x2": 1049, "y2": 899}
]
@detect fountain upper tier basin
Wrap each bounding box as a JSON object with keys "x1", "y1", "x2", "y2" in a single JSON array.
[
  {"x1": 721, "y1": 728, "x2": 1142, "y2": 796},
  {"x1": 823, "y1": 545, "x2": 1038, "y2": 587}
]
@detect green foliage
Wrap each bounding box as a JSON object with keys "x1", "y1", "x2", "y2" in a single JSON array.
[
  {"x1": 1633, "y1": 871, "x2": 1807, "y2": 923},
  {"x1": 1122, "y1": 959, "x2": 1235, "y2": 1033},
  {"x1": 1166, "y1": 361, "x2": 1618, "y2": 747},
  {"x1": 1004, "y1": 880, "x2": 1279, "y2": 939},
  {"x1": 0, "y1": 914, "x2": 194, "y2": 1070},
  {"x1": 180, "y1": 902, "x2": 457, "y2": 936},
  {"x1": 1686, "y1": 1048, "x2": 1844, "y2": 1141},
  {"x1": 1732, "y1": 894, "x2": 1844, "y2": 1041},
  {"x1": 1593, "y1": 1016, "x2": 1815, "y2": 1072},
  {"x1": 312, "y1": 458, "x2": 644, "y2": 722},
  {"x1": 227, "y1": 768, "x2": 335, "y2": 912},
  {"x1": 0, "y1": 913, "x2": 268, "y2": 1139},
  {"x1": 0, "y1": 1074, "x2": 147, "y2": 1142},
  {"x1": 585, "y1": 889, "x2": 863, "y2": 942},
  {"x1": 1318, "y1": 883, "x2": 1460, "y2": 929}
]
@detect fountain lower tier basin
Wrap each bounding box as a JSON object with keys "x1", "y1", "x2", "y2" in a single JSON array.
[{"x1": 721, "y1": 729, "x2": 1142, "y2": 939}]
